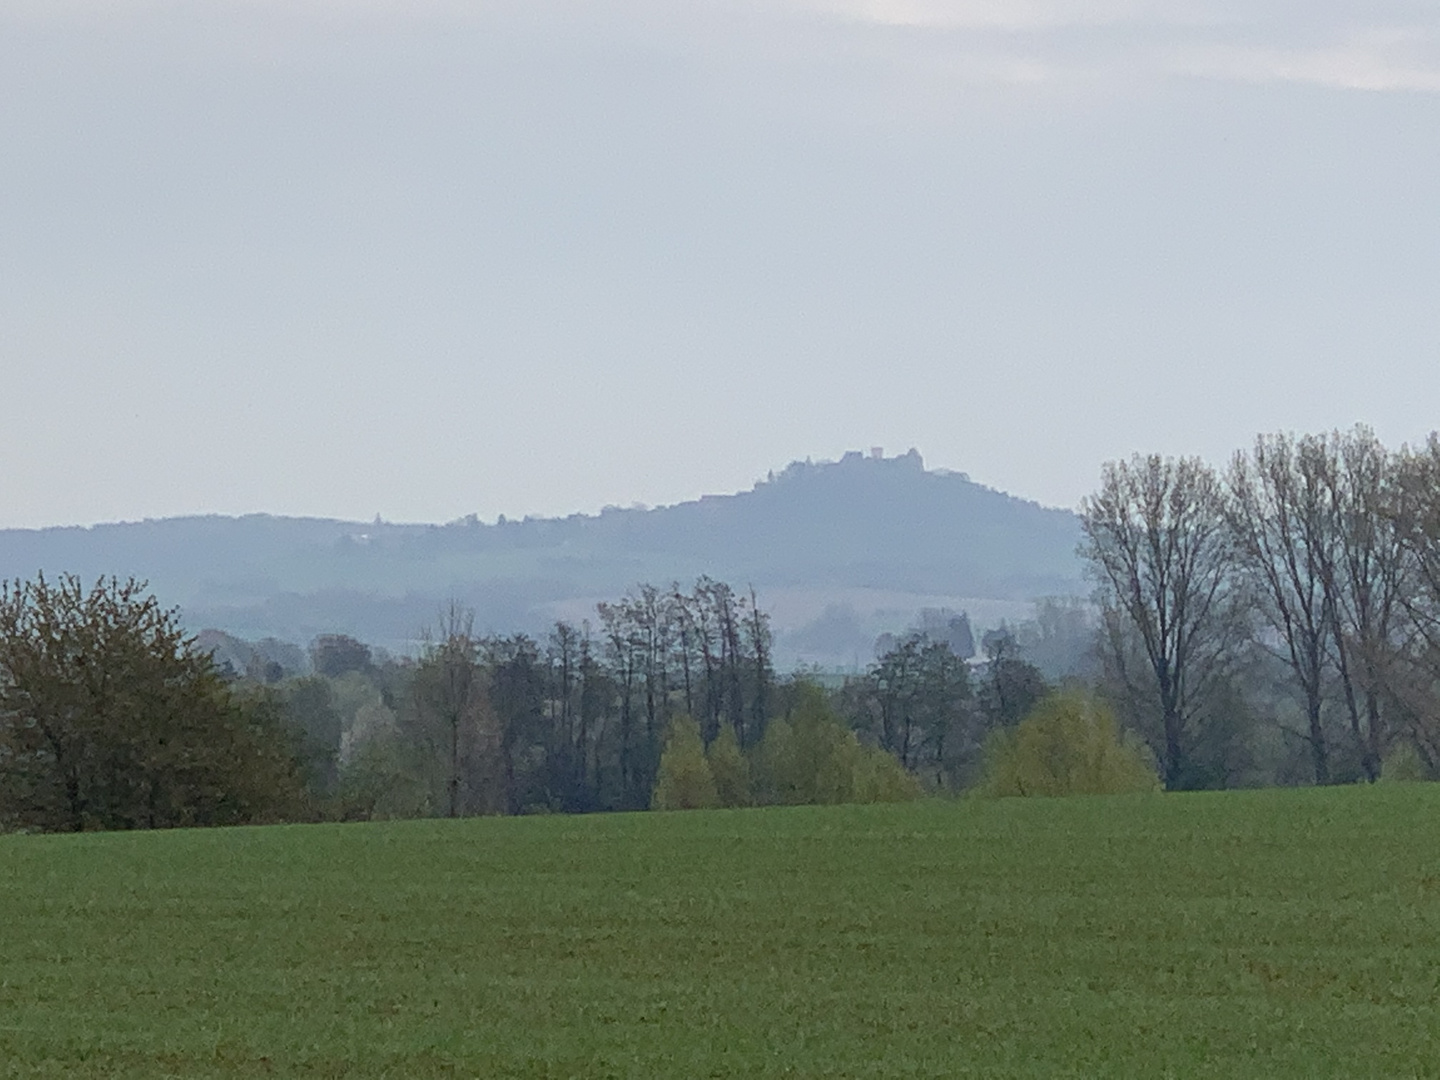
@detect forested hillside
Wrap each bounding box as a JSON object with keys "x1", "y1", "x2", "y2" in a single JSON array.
[{"x1": 0, "y1": 450, "x2": 1083, "y2": 662}]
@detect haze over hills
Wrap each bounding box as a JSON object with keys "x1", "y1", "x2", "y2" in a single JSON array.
[{"x1": 0, "y1": 450, "x2": 1085, "y2": 667}]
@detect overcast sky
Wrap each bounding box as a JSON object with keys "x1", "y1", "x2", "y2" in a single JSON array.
[{"x1": 3, "y1": 0, "x2": 1438, "y2": 527}]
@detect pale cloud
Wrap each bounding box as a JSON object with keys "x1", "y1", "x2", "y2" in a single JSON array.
[
  {"x1": 801, "y1": 0, "x2": 1167, "y2": 32},
  {"x1": 5, "y1": 0, "x2": 1440, "y2": 98},
  {"x1": 1172, "y1": 28, "x2": 1440, "y2": 92},
  {"x1": 802, "y1": 3, "x2": 1440, "y2": 97}
]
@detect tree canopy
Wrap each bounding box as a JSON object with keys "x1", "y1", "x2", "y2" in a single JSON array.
[{"x1": 0, "y1": 575, "x2": 305, "y2": 832}]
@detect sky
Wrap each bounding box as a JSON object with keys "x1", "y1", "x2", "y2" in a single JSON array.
[{"x1": 2, "y1": 0, "x2": 1438, "y2": 528}]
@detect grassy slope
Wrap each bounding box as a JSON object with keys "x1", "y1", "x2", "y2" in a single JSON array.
[{"x1": 2, "y1": 787, "x2": 1440, "y2": 1078}]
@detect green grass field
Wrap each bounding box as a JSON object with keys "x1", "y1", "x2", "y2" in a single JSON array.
[{"x1": 3, "y1": 787, "x2": 1440, "y2": 1078}]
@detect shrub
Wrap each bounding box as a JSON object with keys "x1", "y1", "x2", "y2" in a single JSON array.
[
  {"x1": 855, "y1": 746, "x2": 923, "y2": 803},
  {"x1": 1381, "y1": 741, "x2": 1432, "y2": 783},
  {"x1": 978, "y1": 690, "x2": 1160, "y2": 797}
]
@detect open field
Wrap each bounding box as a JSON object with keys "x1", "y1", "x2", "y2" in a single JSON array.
[{"x1": 3, "y1": 788, "x2": 1440, "y2": 1078}]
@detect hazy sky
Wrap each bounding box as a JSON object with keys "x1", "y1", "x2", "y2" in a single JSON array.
[{"x1": 3, "y1": 0, "x2": 1438, "y2": 528}]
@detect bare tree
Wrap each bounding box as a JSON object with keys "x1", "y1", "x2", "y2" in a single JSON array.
[
  {"x1": 746, "y1": 585, "x2": 773, "y2": 740},
  {"x1": 868, "y1": 633, "x2": 925, "y2": 768},
  {"x1": 412, "y1": 602, "x2": 483, "y2": 818},
  {"x1": 709, "y1": 580, "x2": 747, "y2": 744},
  {"x1": 671, "y1": 584, "x2": 697, "y2": 719},
  {"x1": 1391, "y1": 435, "x2": 1440, "y2": 770},
  {"x1": 547, "y1": 621, "x2": 582, "y2": 806},
  {"x1": 689, "y1": 581, "x2": 723, "y2": 743},
  {"x1": 597, "y1": 598, "x2": 642, "y2": 806},
  {"x1": 1318, "y1": 426, "x2": 1408, "y2": 781},
  {"x1": 687, "y1": 577, "x2": 731, "y2": 743},
  {"x1": 633, "y1": 584, "x2": 675, "y2": 766},
  {"x1": 977, "y1": 627, "x2": 1048, "y2": 732},
  {"x1": 483, "y1": 633, "x2": 545, "y2": 814},
  {"x1": 1226, "y1": 432, "x2": 1336, "y2": 784},
  {"x1": 575, "y1": 623, "x2": 609, "y2": 809},
  {"x1": 1081, "y1": 454, "x2": 1237, "y2": 789}
]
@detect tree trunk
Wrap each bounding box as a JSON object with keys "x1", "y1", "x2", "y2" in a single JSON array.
[{"x1": 1305, "y1": 696, "x2": 1330, "y2": 785}]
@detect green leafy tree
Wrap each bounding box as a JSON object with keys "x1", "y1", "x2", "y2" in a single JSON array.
[
  {"x1": 0, "y1": 574, "x2": 306, "y2": 832},
  {"x1": 706, "y1": 723, "x2": 751, "y2": 807},
  {"x1": 755, "y1": 684, "x2": 919, "y2": 806},
  {"x1": 978, "y1": 690, "x2": 1160, "y2": 798},
  {"x1": 651, "y1": 715, "x2": 718, "y2": 810}
]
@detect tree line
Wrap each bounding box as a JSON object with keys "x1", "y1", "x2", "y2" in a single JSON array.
[
  {"x1": 1, "y1": 567, "x2": 1086, "y2": 832},
  {"x1": 1082, "y1": 425, "x2": 1440, "y2": 789},
  {"x1": 330, "y1": 576, "x2": 779, "y2": 818},
  {"x1": 0, "y1": 574, "x2": 906, "y2": 830},
  {"x1": 11, "y1": 423, "x2": 1440, "y2": 832}
]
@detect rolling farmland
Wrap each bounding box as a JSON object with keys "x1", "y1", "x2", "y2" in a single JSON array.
[{"x1": 3, "y1": 786, "x2": 1439, "y2": 1077}]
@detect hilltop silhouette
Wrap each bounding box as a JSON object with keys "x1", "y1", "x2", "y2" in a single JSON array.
[{"x1": 0, "y1": 450, "x2": 1083, "y2": 664}]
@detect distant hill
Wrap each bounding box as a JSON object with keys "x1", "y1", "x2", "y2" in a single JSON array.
[{"x1": 0, "y1": 450, "x2": 1085, "y2": 666}]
